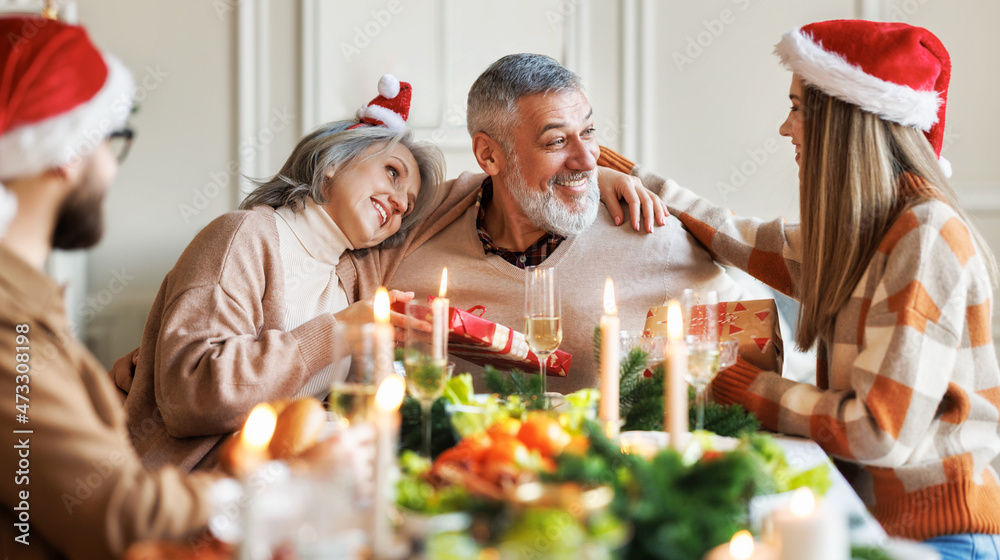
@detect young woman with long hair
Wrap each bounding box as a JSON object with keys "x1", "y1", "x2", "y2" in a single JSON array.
[{"x1": 605, "y1": 20, "x2": 1000, "y2": 558}]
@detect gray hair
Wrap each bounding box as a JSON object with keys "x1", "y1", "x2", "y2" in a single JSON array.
[
  {"x1": 240, "y1": 120, "x2": 445, "y2": 248},
  {"x1": 466, "y1": 53, "x2": 583, "y2": 153}
]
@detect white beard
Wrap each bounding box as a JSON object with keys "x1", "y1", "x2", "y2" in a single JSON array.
[{"x1": 504, "y1": 153, "x2": 598, "y2": 238}]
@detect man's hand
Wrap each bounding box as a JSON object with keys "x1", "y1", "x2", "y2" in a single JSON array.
[{"x1": 597, "y1": 167, "x2": 668, "y2": 233}]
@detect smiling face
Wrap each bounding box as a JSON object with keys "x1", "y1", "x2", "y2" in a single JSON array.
[
  {"x1": 500, "y1": 89, "x2": 600, "y2": 235},
  {"x1": 320, "y1": 141, "x2": 420, "y2": 248},
  {"x1": 779, "y1": 74, "x2": 806, "y2": 178}
]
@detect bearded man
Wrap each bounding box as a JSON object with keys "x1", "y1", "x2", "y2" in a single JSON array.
[{"x1": 383, "y1": 53, "x2": 742, "y2": 393}]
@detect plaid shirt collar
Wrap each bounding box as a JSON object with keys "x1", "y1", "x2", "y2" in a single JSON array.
[{"x1": 476, "y1": 177, "x2": 565, "y2": 269}]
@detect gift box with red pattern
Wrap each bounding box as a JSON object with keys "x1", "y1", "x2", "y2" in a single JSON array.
[
  {"x1": 643, "y1": 299, "x2": 783, "y2": 372},
  {"x1": 391, "y1": 301, "x2": 571, "y2": 377}
]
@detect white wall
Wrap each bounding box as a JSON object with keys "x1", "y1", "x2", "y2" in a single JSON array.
[{"x1": 73, "y1": 0, "x2": 1000, "y2": 369}]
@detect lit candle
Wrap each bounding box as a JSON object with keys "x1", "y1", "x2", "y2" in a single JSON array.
[
  {"x1": 664, "y1": 300, "x2": 688, "y2": 450},
  {"x1": 703, "y1": 530, "x2": 778, "y2": 560},
  {"x1": 770, "y1": 488, "x2": 848, "y2": 560},
  {"x1": 231, "y1": 403, "x2": 277, "y2": 476},
  {"x1": 432, "y1": 268, "x2": 449, "y2": 361},
  {"x1": 373, "y1": 287, "x2": 394, "y2": 383},
  {"x1": 373, "y1": 373, "x2": 406, "y2": 558},
  {"x1": 619, "y1": 430, "x2": 667, "y2": 460},
  {"x1": 599, "y1": 278, "x2": 620, "y2": 439}
]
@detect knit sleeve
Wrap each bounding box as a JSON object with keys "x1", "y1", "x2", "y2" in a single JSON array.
[
  {"x1": 630, "y1": 165, "x2": 804, "y2": 298},
  {"x1": 151, "y1": 212, "x2": 336, "y2": 438},
  {"x1": 715, "y1": 208, "x2": 976, "y2": 468},
  {"x1": 597, "y1": 145, "x2": 635, "y2": 175},
  {"x1": 0, "y1": 325, "x2": 221, "y2": 558}
]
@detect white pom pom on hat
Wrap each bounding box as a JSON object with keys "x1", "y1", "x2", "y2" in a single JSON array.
[
  {"x1": 350, "y1": 73, "x2": 412, "y2": 133},
  {"x1": 377, "y1": 74, "x2": 401, "y2": 99}
]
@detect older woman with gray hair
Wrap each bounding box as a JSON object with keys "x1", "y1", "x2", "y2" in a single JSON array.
[{"x1": 111, "y1": 77, "x2": 447, "y2": 471}]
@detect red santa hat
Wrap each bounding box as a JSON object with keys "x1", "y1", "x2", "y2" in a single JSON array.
[
  {"x1": 774, "y1": 20, "x2": 952, "y2": 176},
  {"x1": 0, "y1": 16, "x2": 133, "y2": 235},
  {"x1": 350, "y1": 74, "x2": 412, "y2": 132}
]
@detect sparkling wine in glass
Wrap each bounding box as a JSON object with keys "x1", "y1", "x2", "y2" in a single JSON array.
[
  {"x1": 524, "y1": 266, "x2": 561, "y2": 398},
  {"x1": 404, "y1": 300, "x2": 451, "y2": 458},
  {"x1": 682, "y1": 289, "x2": 719, "y2": 431},
  {"x1": 329, "y1": 323, "x2": 378, "y2": 428},
  {"x1": 329, "y1": 383, "x2": 376, "y2": 426}
]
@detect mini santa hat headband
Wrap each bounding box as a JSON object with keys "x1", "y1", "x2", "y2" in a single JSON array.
[
  {"x1": 0, "y1": 16, "x2": 134, "y2": 236},
  {"x1": 348, "y1": 74, "x2": 412, "y2": 132},
  {"x1": 774, "y1": 19, "x2": 952, "y2": 176}
]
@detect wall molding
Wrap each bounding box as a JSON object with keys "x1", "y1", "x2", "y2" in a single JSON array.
[
  {"x1": 237, "y1": 0, "x2": 270, "y2": 203},
  {"x1": 620, "y1": 0, "x2": 654, "y2": 163},
  {"x1": 299, "y1": 0, "x2": 590, "y2": 152},
  {"x1": 299, "y1": 0, "x2": 319, "y2": 137}
]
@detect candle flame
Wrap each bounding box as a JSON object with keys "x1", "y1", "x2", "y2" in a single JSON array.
[
  {"x1": 790, "y1": 487, "x2": 816, "y2": 517},
  {"x1": 241, "y1": 403, "x2": 277, "y2": 451},
  {"x1": 667, "y1": 300, "x2": 683, "y2": 341},
  {"x1": 603, "y1": 278, "x2": 617, "y2": 315},
  {"x1": 375, "y1": 373, "x2": 406, "y2": 412},
  {"x1": 374, "y1": 287, "x2": 390, "y2": 324},
  {"x1": 439, "y1": 268, "x2": 448, "y2": 298},
  {"x1": 729, "y1": 530, "x2": 755, "y2": 559}
]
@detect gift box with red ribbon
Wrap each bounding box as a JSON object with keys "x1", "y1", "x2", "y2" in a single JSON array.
[
  {"x1": 643, "y1": 299, "x2": 783, "y2": 373},
  {"x1": 391, "y1": 301, "x2": 571, "y2": 377}
]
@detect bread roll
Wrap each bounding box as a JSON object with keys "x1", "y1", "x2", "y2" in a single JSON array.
[{"x1": 269, "y1": 397, "x2": 327, "y2": 459}]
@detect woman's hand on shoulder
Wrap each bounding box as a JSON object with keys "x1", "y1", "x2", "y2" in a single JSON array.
[{"x1": 597, "y1": 166, "x2": 669, "y2": 233}]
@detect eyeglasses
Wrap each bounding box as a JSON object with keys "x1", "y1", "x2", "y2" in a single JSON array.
[{"x1": 108, "y1": 128, "x2": 134, "y2": 163}]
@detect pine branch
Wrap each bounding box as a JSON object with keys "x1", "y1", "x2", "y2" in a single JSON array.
[
  {"x1": 482, "y1": 365, "x2": 541, "y2": 397},
  {"x1": 483, "y1": 366, "x2": 514, "y2": 395}
]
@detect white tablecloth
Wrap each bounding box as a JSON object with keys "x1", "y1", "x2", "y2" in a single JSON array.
[{"x1": 749, "y1": 436, "x2": 940, "y2": 560}]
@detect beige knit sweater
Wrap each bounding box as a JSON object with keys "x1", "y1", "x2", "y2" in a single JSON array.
[
  {"x1": 119, "y1": 178, "x2": 478, "y2": 471},
  {"x1": 120, "y1": 207, "x2": 377, "y2": 470},
  {"x1": 0, "y1": 245, "x2": 220, "y2": 559},
  {"x1": 385, "y1": 171, "x2": 744, "y2": 393}
]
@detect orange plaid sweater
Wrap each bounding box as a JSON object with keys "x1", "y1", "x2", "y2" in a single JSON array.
[{"x1": 599, "y1": 147, "x2": 1000, "y2": 540}]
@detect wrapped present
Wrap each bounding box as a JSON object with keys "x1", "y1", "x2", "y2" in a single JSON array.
[
  {"x1": 643, "y1": 299, "x2": 783, "y2": 373},
  {"x1": 391, "y1": 301, "x2": 571, "y2": 377}
]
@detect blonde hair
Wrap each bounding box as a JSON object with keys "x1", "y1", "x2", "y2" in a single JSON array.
[{"x1": 795, "y1": 85, "x2": 998, "y2": 349}]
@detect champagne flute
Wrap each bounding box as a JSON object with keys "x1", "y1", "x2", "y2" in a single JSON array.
[
  {"x1": 329, "y1": 323, "x2": 378, "y2": 428},
  {"x1": 403, "y1": 300, "x2": 451, "y2": 458},
  {"x1": 682, "y1": 289, "x2": 719, "y2": 431},
  {"x1": 524, "y1": 266, "x2": 561, "y2": 399}
]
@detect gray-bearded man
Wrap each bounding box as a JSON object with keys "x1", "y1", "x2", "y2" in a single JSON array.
[{"x1": 383, "y1": 53, "x2": 742, "y2": 393}]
